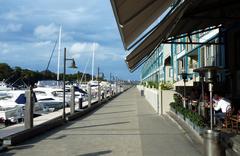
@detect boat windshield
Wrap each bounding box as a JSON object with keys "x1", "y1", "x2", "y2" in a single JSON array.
[{"x1": 37, "y1": 80, "x2": 63, "y2": 87}]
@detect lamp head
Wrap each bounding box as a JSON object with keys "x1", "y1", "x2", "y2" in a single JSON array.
[{"x1": 69, "y1": 59, "x2": 77, "y2": 68}]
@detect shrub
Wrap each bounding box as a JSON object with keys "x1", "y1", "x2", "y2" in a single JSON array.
[
  {"x1": 142, "y1": 82, "x2": 147, "y2": 87},
  {"x1": 173, "y1": 93, "x2": 183, "y2": 106},
  {"x1": 160, "y1": 81, "x2": 173, "y2": 90},
  {"x1": 169, "y1": 102, "x2": 176, "y2": 109},
  {"x1": 147, "y1": 81, "x2": 159, "y2": 89},
  {"x1": 170, "y1": 94, "x2": 205, "y2": 128}
]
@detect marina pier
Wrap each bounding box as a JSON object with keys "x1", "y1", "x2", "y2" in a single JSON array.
[{"x1": 1, "y1": 87, "x2": 203, "y2": 156}]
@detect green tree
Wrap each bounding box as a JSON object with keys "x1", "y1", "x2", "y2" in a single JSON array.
[{"x1": 0, "y1": 63, "x2": 13, "y2": 81}]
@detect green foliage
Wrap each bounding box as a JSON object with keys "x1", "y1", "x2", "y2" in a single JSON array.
[
  {"x1": 144, "y1": 81, "x2": 173, "y2": 90},
  {"x1": 0, "y1": 63, "x2": 13, "y2": 80},
  {"x1": 147, "y1": 81, "x2": 159, "y2": 89},
  {"x1": 169, "y1": 102, "x2": 176, "y2": 109},
  {"x1": 170, "y1": 94, "x2": 205, "y2": 128},
  {"x1": 0, "y1": 63, "x2": 94, "y2": 86},
  {"x1": 173, "y1": 93, "x2": 183, "y2": 106},
  {"x1": 185, "y1": 111, "x2": 205, "y2": 128},
  {"x1": 141, "y1": 81, "x2": 147, "y2": 87},
  {"x1": 160, "y1": 81, "x2": 173, "y2": 90}
]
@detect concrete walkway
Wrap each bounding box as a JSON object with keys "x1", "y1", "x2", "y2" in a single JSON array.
[{"x1": 1, "y1": 87, "x2": 203, "y2": 156}]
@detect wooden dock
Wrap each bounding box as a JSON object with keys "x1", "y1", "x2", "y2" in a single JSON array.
[{"x1": 0, "y1": 98, "x2": 98, "y2": 139}]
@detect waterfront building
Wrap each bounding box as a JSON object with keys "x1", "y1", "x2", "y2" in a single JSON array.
[
  {"x1": 141, "y1": 44, "x2": 171, "y2": 83},
  {"x1": 171, "y1": 28, "x2": 225, "y2": 86},
  {"x1": 141, "y1": 28, "x2": 226, "y2": 91},
  {"x1": 111, "y1": 0, "x2": 240, "y2": 106}
]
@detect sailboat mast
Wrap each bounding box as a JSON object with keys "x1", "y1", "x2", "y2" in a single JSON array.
[
  {"x1": 91, "y1": 43, "x2": 95, "y2": 81},
  {"x1": 57, "y1": 25, "x2": 62, "y2": 85}
]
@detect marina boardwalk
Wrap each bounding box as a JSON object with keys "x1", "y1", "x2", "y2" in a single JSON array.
[{"x1": 1, "y1": 87, "x2": 203, "y2": 156}]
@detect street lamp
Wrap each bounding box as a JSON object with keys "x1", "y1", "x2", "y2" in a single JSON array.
[{"x1": 63, "y1": 47, "x2": 77, "y2": 120}]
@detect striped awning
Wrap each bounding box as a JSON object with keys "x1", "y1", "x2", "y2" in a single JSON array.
[
  {"x1": 111, "y1": 0, "x2": 240, "y2": 72},
  {"x1": 110, "y1": 0, "x2": 175, "y2": 50},
  {"x1": 125, "y1": 1, "x2": 189, "y2": 71}
]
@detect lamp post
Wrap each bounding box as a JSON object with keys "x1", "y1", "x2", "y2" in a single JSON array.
[{"x1": 63, "y1": 47, "x2": 77, "y2": 120}]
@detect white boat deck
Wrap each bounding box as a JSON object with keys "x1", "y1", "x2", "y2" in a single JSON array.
[{"x1": 0, "y1": 98, "x2": 98, "y2": 139}]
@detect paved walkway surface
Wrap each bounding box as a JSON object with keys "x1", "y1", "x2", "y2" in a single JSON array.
[{"x1": 1, "y1": 87, "x2": 203, "y2": 156}]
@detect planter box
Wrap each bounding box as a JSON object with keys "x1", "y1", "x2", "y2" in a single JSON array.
[
  {"x1": 194, "y1": 125, "x2": 204, "y2": 135},
  {"x1": 178, "y1": 113, "x2": 185, "y2": 121},
  {"x1": 185, "y1": 118, "x2": 194, "y2": 130},
  {"x1": 170, "y1": 107, "x2": 176, "y2": 113},
  {"x1": 185, "y1": 117, "x2": 205, "y2": 135}
]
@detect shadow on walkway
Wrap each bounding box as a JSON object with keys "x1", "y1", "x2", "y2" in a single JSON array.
[
  {"x1": 63, "y1": 121, "x2": 130, "y2": 130},
  {"x1": 78, "y1": 150, "x2": 112, "y2": 156}
]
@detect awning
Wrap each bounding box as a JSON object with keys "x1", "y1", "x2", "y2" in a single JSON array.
[
  {"x1": 110, "y1": 0, "x2": 175, "y2": 50},
  {"x1": 126, "y1": 1, "x2": 189, "y2": 71},
  {"x1": 124, "y1": 0, "x2": 240, "y2": 72},
  {"x1": 168, "y1": 0, "x2": 240, "y2": 38}
]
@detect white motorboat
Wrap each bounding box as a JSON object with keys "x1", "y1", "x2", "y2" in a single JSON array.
[
  {"x1": 66, "y1": 85, "x2": 88, "y2": 102},
  {"x1": 0, "y1": 81, "x2": 12, "y2": 91},
  {"x1": 33, "y1": 87, "x2": 65, "y2": 111},
  {"x1": 34, "y1": 80, "x2": 89, "y2": 111},
  {"x1": 0, "y1": 90, "x2": 41, "y2": 123}
]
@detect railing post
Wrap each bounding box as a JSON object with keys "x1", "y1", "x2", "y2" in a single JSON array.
[
  {"x1": 70, "y1": 86, "x2": 75, "y2": 114},
  {"x1": 88, "y1": 83, "x2": 91, "y2": 108},
  {"x1": 78, "y1": 97, "x2": 83, "y2": 109},
  {"x1": 98, "y1": 85, "x2": 101, "y2": 103},
  {"x1": 24, "y1": 86, "x2": 34, "y2": 129}
]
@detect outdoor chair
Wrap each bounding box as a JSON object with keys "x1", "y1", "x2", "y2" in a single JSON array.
[
  {"x1": 230, "y1": 109, "x2": 240, "y2": 133},
  {"x1": 222, "y1": 105, "x2": 233, "y2": 130}
]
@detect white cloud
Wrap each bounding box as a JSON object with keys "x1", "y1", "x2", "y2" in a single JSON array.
[
  {"x1": 33, "y1": 41, "x2": 52, "y2": 47},
  {"x1": 0, "y1": 1, "x2": 139, "y2": 79},
  {"x1": 34, "y1": 23, "x2": 59, "y2": 39},
  {"x1": 69, "y1": 42, "x2": 123, "y2": 61},
  {"x1": 0, "y1": 23, "x2": 22, "y2": 33},
  {"x1": 70, "y1": 42, "x2": 99, "y2": 58},
  {"x1": 0, "y1": 42, "x2": 10, "y2": 54}
]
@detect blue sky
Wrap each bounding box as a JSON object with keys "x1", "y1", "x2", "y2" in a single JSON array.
[{"x1": 0, "y1": 0, "x2": 140, "y2": 80}]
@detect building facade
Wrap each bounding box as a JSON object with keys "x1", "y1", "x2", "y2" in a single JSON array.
[
  {"x1": 141, "y1": 28, "x2": 226, "y2": 89},
  {"x1": 141, "y1": 44, "x2": 171, "y2": 83}
]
